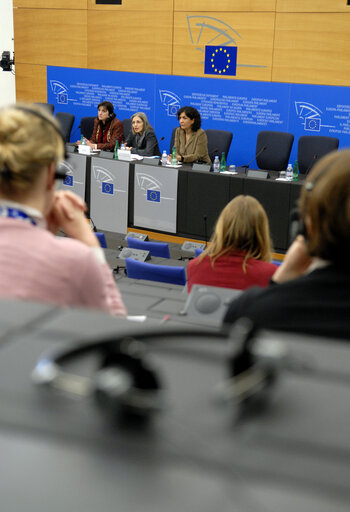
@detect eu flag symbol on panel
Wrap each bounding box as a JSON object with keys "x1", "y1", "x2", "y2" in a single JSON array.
[
  {"x1": 102, "y1": 182, "x2": 114, "y2": 195},
  {"x1": 204, "y1": 46, "x2": 237, "y2": 76},
  {"x1": 63, "y1": 175, "x2": 73, "y2": 187},
  {"x1": 147, "y1": 190, "x2": 160, "y2": 203}
]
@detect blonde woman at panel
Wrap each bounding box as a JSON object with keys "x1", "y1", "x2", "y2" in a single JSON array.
[
  {"x1": 125, "y1": 112, "x2": 161, "y2": 156},
  {"x1": 0, "y1": 104, "x2": 126, "y2": 316},
  {"x1": 187, "y1": 195, "x2": 277, "y2": 292}
]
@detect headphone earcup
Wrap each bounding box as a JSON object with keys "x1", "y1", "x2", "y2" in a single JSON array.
[{"x1": 93, "y1": 343, "x2": 162, "y2": 421}]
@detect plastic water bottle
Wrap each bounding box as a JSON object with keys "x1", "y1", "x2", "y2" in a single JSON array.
[
  {"x1": 286, "y1": 163, "x2": 293, "y2": 180},
  {"x1": 120, "y1": 143, "x2": 125, "y2": 150},
  {"x1": 213, "y1": 155, "x2": 220, "y2": 172},
  {"x1": 161, "y1": 150, "x2": 168, "y2": 166},
  {"x1": 220, "y1": 152, "x2": 226, "y2": 172},
  {"x1": 293, "y1": 160, "x2": 299, "y2": 181},
  {"x1": 114, "y1": 140, "x2": 119, "y2": 160},
  {"x1": 81, "y1": 135, "x2": 86, "y2": 145},
  {"x1": 171, "y1": 146, "x2": 177, "y2": 166}
]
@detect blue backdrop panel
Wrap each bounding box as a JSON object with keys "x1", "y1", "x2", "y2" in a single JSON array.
[
  {"x1": 47, "y1": 67, "x2": 156, "y2": 144},
  {"x1": 47, "y1": 66, "x2": 350, "y2": 167}
]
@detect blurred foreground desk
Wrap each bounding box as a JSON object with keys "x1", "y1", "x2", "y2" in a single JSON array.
[{"x1": 0, "y1": 299, "x2": 350, "y2": 512}]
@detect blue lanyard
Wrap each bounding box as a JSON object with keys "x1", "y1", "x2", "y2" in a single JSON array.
[{"x1": 0, "y1": 206, "x2": 38, "y2": 226}]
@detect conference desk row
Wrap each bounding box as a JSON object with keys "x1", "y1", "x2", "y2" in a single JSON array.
[
  {"x1": 62, "y1": 148, "x2": 304, "y2": 251},
  {"x1": 1, "y1": 297, "x2": 350, "y2": 512}
]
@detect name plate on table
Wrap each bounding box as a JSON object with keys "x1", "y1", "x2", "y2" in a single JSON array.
[
  {"x1": 118, "y1": 149, "x2": 132, "y2": 161},
  {"x1": 247, "y1": 169, "x2": 270, "y2": 179},
  {"x1": 192, "y1": 163, "x2": 211, "y2": 172},
  {"x1": 78, "y1": 145, "x2": 91, "y2": 155}
]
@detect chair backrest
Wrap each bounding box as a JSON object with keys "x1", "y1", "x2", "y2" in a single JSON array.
[
  {"x1": 169, "y1": 127, "x2": 177, "y2": 154},
  {"x1": 55, "y1": 112, "x2": 75, "y2": 142},
  {"x1": 205, "y1": 129, "x2": 233, "y2": 162},
  {"x1": 127, "y1": 237, "x2": 170, "y2": 258},
  {"x1": 35, "y1": 102, "x2": 54, "y2": 115},
  {"x1": 122, "y1": 118, "x2": 132, "y2": 140},
  {"x1": 95, "y1": 232, "x2": 107, "y2": 249},
  {"x1": 194, "y1": 248, "x2": 204, "y2": 257},
  {"x1": 125, "y1": 258, "x2": 186, "y2": 286},
  {"x1": 256, "y1": 131, "x2": 294, "y2": 171},
  {"x1": 80, "y1": 116, "x2": 95, "y2": 139},
  {"x1": 297, "y1": 135, "x2": 339, "y2": 174}
]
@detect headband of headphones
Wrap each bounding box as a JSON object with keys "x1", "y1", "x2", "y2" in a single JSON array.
[{"x1": 8, "y1": 105, "x2": 68, "y2": 180}]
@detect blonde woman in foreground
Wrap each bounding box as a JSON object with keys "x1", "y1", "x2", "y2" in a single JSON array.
[{"x1": 0, "y1": 104, "x2": 126, "y2": 316}]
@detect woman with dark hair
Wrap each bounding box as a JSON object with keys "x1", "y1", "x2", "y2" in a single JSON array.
[
  {"x1": 174, "y1": 106, "x2": 211, "y2": 164},
  {"x1": 85, "y1": 101, "x2": 124, "y2": 151},
  {"x1": 187, "y1": 195, "x2": 277, "y2": 292},
  {"x1": 125, "y1": 112, "x2": 161, "y2": 156}
]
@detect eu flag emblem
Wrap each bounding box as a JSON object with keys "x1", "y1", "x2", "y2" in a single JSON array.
[
  {"x1": 63, "y1": 175, "x2": 73, "y2": 187},
  {"x1": 147, "y1": 190, "x2": 160, "y2": 203},
  {"x1": 102, "y1": 182, "x2": 114, "y2": 195},
  {"x1": 204, "y1": 46, "x2": 237, "y2": 76}
]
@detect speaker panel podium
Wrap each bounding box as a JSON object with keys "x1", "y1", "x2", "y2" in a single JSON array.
[
  {"x1": 133, "y1": 163, "x2": 178, "y2": 233},
  {"x1": 90, "y1": 157, "x2": 129, "y2": 234},
  {"x1": 58, "y1": 153, "x2": 87, "y2": 200}
]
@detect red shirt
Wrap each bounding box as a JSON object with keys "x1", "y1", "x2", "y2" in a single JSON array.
[{"x1": 187, "y1": 252, "x2": 277, "y2": 293}]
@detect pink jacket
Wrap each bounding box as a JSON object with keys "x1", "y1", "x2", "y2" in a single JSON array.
[{"x1": 0, "y1": 218, "x2": 126, "y2": 316}]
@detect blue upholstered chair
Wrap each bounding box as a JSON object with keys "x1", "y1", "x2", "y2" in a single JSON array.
[
  {"x1": 80, "y1": 116, "x2": 95, "y2": 140},
  {"x1": 127, "y1": 237, "x2": 170, "y2": 258},
  {"x1": 297, "y1": 135, "x2": 339, "y2": 174},
  {"x1": 35, "y1": 102, "x2": 54, "y2": 115},
  {"x1": 125, "y1": 258, "x2": 186, "y2": 286},
  {"x1": 122, "y1": 118, "x2": 132, "y2": 139},
  {"x1": 256, "y1": 131, "x2": 294, "y2": 171},
  {"x1": 55, "y1": 112, "x2": 75, "y2": 142},
  {"x1": 95, "y1": 232, "x2": 107, "y2": 248},
  {"x1": 194, "y1": 248, "x2": 204, "y2": 257},
  {"x1": 205, "y1": 129, "x2": 233, "y2": 162}
]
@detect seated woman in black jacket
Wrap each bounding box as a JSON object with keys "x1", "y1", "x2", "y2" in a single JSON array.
[{"x1": 125, "y1": 112, "x2": 161, "y2": 156}]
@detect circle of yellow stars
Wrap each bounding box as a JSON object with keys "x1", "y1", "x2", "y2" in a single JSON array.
[{"x1": 211, "y1": 48, "x2": 231, "y2": 74}]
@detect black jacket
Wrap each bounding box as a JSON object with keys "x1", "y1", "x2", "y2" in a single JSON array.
[
  {"x1": 126, "y1": 129, "x2": 161, "y2": 156},
  {"x1": 224, "y1": 265, "x2": 350, "y2": 340}
]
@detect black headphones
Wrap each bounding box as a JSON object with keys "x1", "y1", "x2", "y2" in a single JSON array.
[
  {"x1": 13, "y1": 105, "x2": 68, "y2": 180},
  {"x1": 31, "y1": 320, "x2": 285, "y2": 423}
]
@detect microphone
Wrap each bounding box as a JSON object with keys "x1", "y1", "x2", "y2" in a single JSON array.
[
  {"x1": 89, "y1": 217, "x2": 97, "y2": 232},
  {"x1": 305, "y1": 154, "x2": 318, "y2": 175},
  {"x1": 203, "y1": 215, "x2": 208, "y2": 247},
  {"x1": 242, "y1": 146, "x2": 267, "y2": 168},
  {"x1": 138, "y1": 136, "x2": 164, "y2": 156},
  {"x1": 210, "y1": 147, "x2": 220, "y2": 160}
]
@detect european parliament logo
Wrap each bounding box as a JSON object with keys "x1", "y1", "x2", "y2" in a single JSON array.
[
  {"x1": 147, "y1": 190, "x2": 160, "y2": 203},
  {"x1": 63, "y1": 175, "x2": 73, "y2": 187},
  {"x1": 102, "y1": 182, "x2": 114, "y2": 195},
  {"x1": 204, "y1": 46, "x2": 237, "y2": 76}
]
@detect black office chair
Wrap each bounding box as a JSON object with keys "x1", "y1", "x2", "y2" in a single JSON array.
[
  {"x1": 169, "y1": 127, "x2": 177, "y2": 154},
  {"x1": 80, "y1": 116, "x2": 95, "y2": 140},
  {"x1": 255, "y1": 131, "x2": 294, "y2": 171},
  {"x1": 35, "y1": 103, "x2": 54, "y2": 115},
  {"x1": 55, "y1": 112, "x2": 75, "y2": 142},
  {"x1": 122, "y1": 118, "x2": 132, "y2": 139},
  {"x1": 205, "y1": 129, "x2": 233, "y2": 162},
  {"x1": 297, "y1": 135, "x2": 339, "y2": 174}
]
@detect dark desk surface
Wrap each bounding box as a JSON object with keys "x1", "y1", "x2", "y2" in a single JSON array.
[{"x1": 0, "y1": 300, "x2": 350, "y2": 512}]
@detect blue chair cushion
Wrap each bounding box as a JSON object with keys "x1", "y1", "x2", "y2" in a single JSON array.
[
  {"x1": 127, "y1": 237, "x2": 170, "y2": 258},
  {"x1": 126, "y1": 258, "x2": 186, "y2": 286}
]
